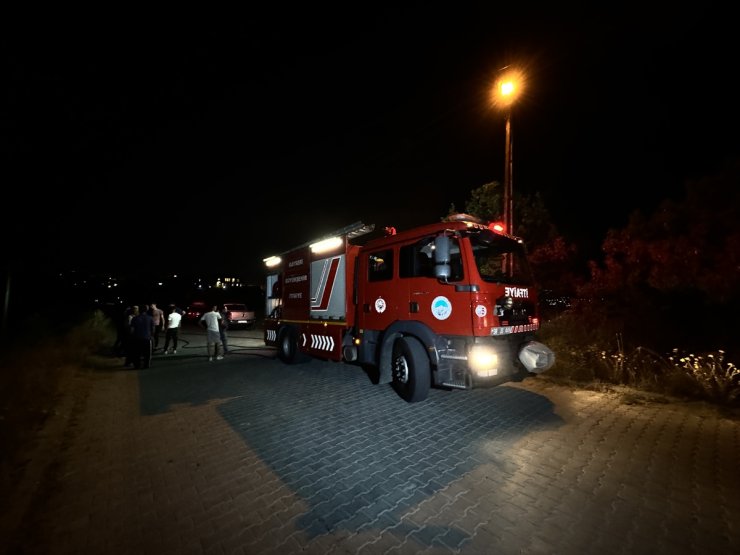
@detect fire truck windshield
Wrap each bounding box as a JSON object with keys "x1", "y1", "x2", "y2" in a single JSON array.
[{"x1": 470, "y1": 234, "x2": 535, "y2": 286}]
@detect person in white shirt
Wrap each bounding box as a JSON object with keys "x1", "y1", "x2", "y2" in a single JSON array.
[
  {"x1": 199, "y1": 305, "x2": 224, "y2": 361},
  {"x1": 162, "y1": 305, "x2": 182, "y2": 355}
]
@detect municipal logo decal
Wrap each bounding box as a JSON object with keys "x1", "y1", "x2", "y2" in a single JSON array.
[
  {"x1": 375, "y1": 297, "x2": 387, "y2": 313},
  {"x1": 475, "y1": 304, "x2": 487, "y2": 317},
  {"x1": 431, "y1": 296, "x2": 452, "y2": 320}
]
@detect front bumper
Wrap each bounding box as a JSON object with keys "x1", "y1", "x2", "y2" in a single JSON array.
[{"x1": 436, "y1": 336, "x2": 555, "y2": 389}]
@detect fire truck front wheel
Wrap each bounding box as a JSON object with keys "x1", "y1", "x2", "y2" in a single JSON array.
[{"x1": 391, "y1": 336, "x2": 431, "y2": 403}]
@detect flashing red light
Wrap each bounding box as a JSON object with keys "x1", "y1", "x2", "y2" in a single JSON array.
[
  {"x1": 384, "y1": 226, "x2": 397, "y2": 236},
  {"x1": 489, "y1": 222, "x2": 506, "y2": 233}
]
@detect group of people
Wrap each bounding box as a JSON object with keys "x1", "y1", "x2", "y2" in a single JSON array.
[
  {"x1": 114, "y1": 303, "x2": 231, "y2": 368},
  {"x1": 115, "y1": 303, "x2": 183, "y2": 369}
]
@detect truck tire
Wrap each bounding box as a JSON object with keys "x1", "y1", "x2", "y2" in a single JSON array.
[
  {"x1": 277, "y1": 326, "x2": 302, "y2": 364},
  {"x1": 391, "y1": 336, "x2": 430, "y2": 403}
]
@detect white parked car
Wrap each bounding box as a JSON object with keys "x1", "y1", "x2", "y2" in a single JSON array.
[{"x1": 223, "y1": 303, "x2": 256, "y2": 329}]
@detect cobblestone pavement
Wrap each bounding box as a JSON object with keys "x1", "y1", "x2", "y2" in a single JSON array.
[{"x1": 2, "y1": 331, "x2": 740, "y2": 554}]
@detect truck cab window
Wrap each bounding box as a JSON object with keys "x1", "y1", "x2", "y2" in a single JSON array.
[
  {"x1": 447, "y1": 238, "x2": 463, "y2": 281},
  {"x1": 399, "y1": 243, "x2": 433, "y2": 278},
  {"x1": 471, "y1": 235, "x2": 535, "y2": 285},
  {"x1": 368, "y1": 249, "x2": 393, "y2": 282},
  {"x1": 399, "y1": 238, "x2": 463, "y2": 281}
]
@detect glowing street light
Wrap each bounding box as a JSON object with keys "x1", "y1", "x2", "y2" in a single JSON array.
[{"x1": 492, "y1": 67, "x2": 524, "y2": 235}]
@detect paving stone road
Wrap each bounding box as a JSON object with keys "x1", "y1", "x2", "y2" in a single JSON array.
[{"x1": 2, "y1": 329, "x2": 739, "y2": 554}]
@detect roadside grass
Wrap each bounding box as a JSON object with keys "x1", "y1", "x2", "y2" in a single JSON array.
[
  {"x1": 538, "y1": 311, "x2": 740, "y2": 409},
  {"x1": 0, "y1": 308, "x2": 115, "y2": 495}
]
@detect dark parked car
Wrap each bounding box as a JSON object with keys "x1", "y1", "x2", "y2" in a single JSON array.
[
  {"x1": 184, "y1": 301, "x2": 209, "y2": 323},
  {"x1": 223, "y1": 303, "x2": 256, "y2": 329}
]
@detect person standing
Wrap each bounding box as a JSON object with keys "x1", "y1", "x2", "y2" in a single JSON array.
[
  {"x1": 130, "y1": 304, "x2": 155, "y2": 369},
  {"x1": 113, "y1": 304, "x2": 131, "y2": 357},
  {"x1": 162, "y1": 304, "x2": 182, "y2": 354},
  {"x1": 199, "y1": 305, "x2": 223, "y2": 361},
  {"x1": 123, "y1": 305, "x2": 139, "y2": 368},
  {"x1": 219, "y1": 305, "x2": 230, "y2": 355},
  {"x1": 150, "y1": 302, "x2": 165, "y2": 352}
]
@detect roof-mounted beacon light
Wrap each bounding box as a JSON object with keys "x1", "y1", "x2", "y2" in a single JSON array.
[{"x1": 489, "y1": 221, "x2": 505, "y2": 233}]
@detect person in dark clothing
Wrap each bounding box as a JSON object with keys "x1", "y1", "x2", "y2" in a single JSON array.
[
  {"x1": 113, "y1": 305, "x2": 131, "y2": 357},
  {"x1": 123, "y1": 305, "x2": 139, "y2": 367},
  {"x1": 219, "y1": 305, "x2": 229, "y2": 354},
  {"x1": 129, "y1": 305, "x2": 155, "y2": 369}
]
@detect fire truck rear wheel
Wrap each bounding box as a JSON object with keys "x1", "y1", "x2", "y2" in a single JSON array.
[
  {"x1": 277, "y1": 326, "x2": 303, "y2": 364},
  {"x1": 391, "y1": 336, "x2": 431, "y2": 403}
]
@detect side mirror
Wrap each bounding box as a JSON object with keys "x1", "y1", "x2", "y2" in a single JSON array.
[{"x1": 434, "y1": 235, "x2": 451, "y2": 281}]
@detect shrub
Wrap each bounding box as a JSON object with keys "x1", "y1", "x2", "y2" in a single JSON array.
[{"x1": 538, "y1": 309, "x2": 740, "y2": 406}]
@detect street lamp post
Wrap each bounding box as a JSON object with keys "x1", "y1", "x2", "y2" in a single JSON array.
[
  {"x1": 504, "y1": 109, "x2": 513, "y2": 235},
  {"x1": 493, "y1": 68, "x2": 523, "y2": 235}
]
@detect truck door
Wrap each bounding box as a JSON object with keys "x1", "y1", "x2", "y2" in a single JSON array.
[
  {"x1": 398, "y1": 235, "x2": 473, "y2": 334},
  {"x1": 357, "y1": 246, "x2": 401, "y2": 332}
]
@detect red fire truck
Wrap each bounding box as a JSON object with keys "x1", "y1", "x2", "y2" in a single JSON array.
[{"x1": 263, "y1": 214, "x2": 555, "y2": 402}]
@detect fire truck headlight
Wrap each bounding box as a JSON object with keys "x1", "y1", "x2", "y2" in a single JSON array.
[{"x1": 468, "y1": 345, "x2": 499, "y2": 376}]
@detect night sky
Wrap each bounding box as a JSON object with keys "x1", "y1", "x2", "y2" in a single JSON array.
[{"x1": 4, "y1": 5, "x2": 738, "y2": 284}]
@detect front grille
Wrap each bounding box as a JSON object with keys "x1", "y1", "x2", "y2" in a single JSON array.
[
  {"x1": 441, "y1": 377, "x2": 471, "y2": 390},
  {"x1": 505, "y1": 301, "x2": 536, "y2": 325}
]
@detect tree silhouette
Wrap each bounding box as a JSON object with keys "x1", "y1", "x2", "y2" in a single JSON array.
[
  {"x1": 448, "y1": 181, "x2": 582, "y2": 298},
  {"x1": 578, "y1": 157, "x2": 740, "y2": 354}
]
